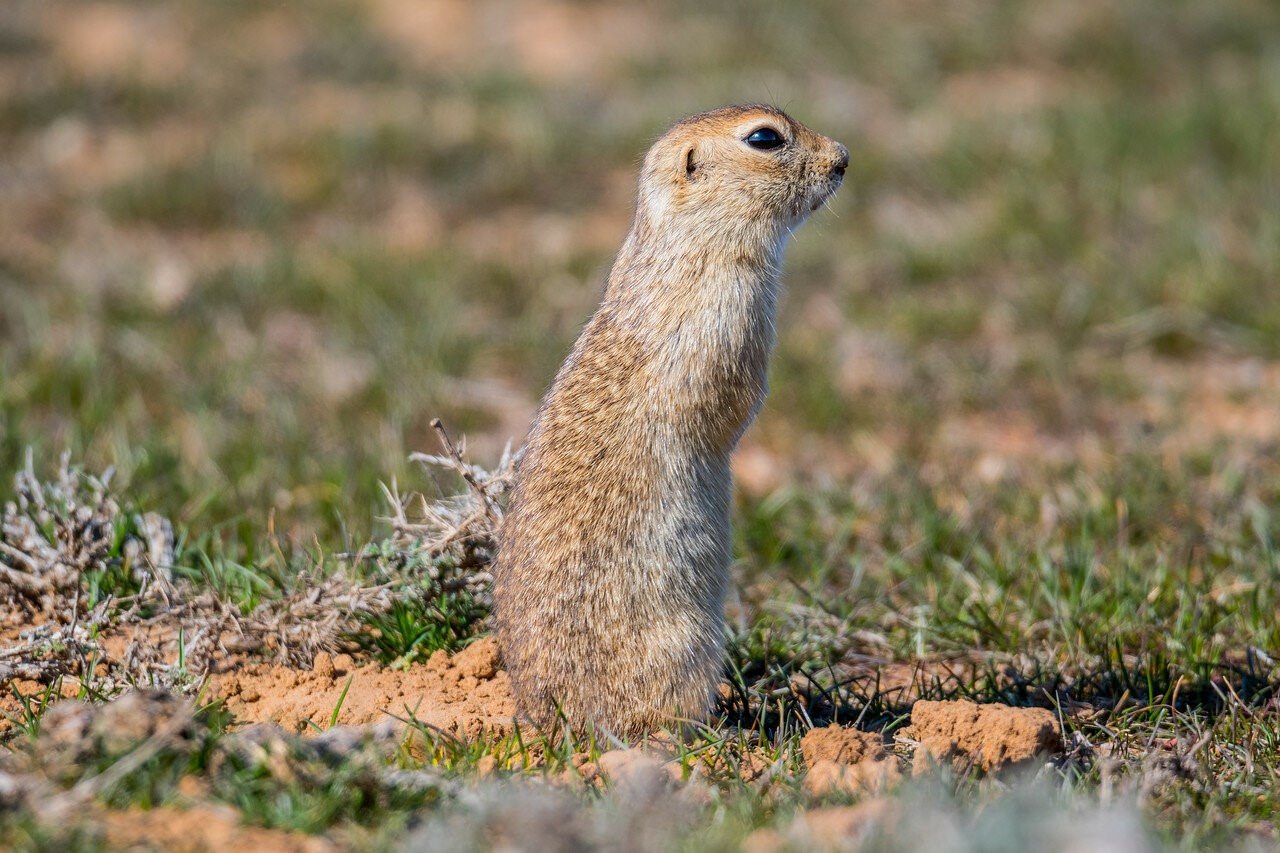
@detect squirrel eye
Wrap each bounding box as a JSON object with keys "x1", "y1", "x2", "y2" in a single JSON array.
[{"x1": 745, "y1": 127, "x2": 785, "y2": 150}]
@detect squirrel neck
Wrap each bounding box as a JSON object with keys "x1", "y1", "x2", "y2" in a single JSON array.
[
  {"x1": 601, "y1": 209, "x2": 787, "y2": 342},
  {"x1": 576, "y1": 207, "x2": 786, "y2": 453}
]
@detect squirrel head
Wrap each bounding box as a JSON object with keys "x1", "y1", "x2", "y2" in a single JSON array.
[{"x1": 635, "y1": 104, "x2": 848, "y2": 250}]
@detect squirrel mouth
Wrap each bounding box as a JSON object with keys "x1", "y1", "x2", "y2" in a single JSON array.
[
  {"x1": 808, "y1": 189, "x2": 834, "y2": 212},
  {"x1": 807, "y1": 176, "x2": 844, "y2": 212}
]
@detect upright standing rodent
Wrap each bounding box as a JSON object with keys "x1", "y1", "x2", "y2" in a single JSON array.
[{"x1": 494, "y1": 105, "x2": 847, "y2": 736}]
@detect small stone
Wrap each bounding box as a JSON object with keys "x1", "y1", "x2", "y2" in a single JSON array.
[
  {"x1": 331, "y1": 654, "x2": 355, "y2": 674},
  {"x1": 451, "y1": 638, "x2": 500, "y2": 680},
  {"x1": 312, "y1": 652, "x2": 335, "y2": 679}
]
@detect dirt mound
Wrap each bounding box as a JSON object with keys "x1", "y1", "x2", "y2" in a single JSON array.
[
  {"x1": 800, "y1": 725, "x2": 901, "y2": 797},
  {"x1": 211, "y1": 637, "x2": 515, "y2": 738},
  {"x1": 903, "y1": 699, "x2": 1061, "y2": 774},
  {"x1": 99, "y1": 804, "x2": 333, "y2": 853},
  {"x1": 801, "y1": 725, "x2": 887, "y2": 767}
]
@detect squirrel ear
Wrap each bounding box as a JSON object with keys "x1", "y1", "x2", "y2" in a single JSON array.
[{"x1": 683, "y1": 145, "x2": 698, "y2": 179}]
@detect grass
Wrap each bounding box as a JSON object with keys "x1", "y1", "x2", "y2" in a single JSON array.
[
  {"x1": 354, "y1": 591, "x2": 483, "y2": 664},
  {"x1": 2, "y1": 0, "x2": 1280, "y2": 848},
  {"x1": 8, "y1": 450, "x2": 1271, "y2": 847}
]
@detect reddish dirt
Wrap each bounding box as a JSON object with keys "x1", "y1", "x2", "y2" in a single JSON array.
[
  {"x1": 801, "y1": 724, "x2": 888, "y2": 767},
  {"x1": 902, "y1": 699, "x2": 1062, "y2": 774},
  {"x1": 209, "y1": 637, "x2": 515, "y2": 738},
  {"x1": 0, "y1": 679, "x2": 82, "y2": 735},
  {"x1": 800, "y1": 725, "x2": 902, "y2": 796},
  {"x1": 99, "y1": 804, "x2": 334, "y2": 853},
  {"x1": 0, "y1": 618, "x2": 236, "y2": 737}
]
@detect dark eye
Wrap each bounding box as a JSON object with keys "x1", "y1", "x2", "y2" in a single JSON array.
[{"x1": 745, "y1": 127, "x2": 785, "y2": 150}]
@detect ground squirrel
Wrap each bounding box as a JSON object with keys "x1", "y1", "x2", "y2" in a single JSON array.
[{"x1": 493, "y1": 105, "x2": 847, "y2": 736}]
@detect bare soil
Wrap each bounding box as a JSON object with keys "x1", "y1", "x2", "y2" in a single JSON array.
[
  {"x1": 902, "y1": 699, "x2": 1062, "y2": 774},
  {"x1": 801, "y1": 724, "x2": 889, "y2": 767},
  {"x1": 800, "y1": 725, "x2": 903, "y2": 797},
  {"x1": 209, "y1": 637, "x2": 515, "y2": 738}
]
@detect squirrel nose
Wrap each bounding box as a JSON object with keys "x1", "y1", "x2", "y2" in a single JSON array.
[{"x1": 832, "y1": 143, "x2": 849, "y2": 176}]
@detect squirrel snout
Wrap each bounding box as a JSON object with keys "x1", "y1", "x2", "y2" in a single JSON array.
[{"x1": 831, "y1": 143, "x2": 849, "y2": 177}]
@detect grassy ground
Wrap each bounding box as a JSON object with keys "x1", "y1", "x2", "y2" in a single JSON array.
[{"x1": 3, "y1": 0, "x2": 1280, "y2": 849}]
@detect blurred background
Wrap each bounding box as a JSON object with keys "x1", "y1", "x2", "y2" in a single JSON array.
[{"x1": 2, "y1": 0, "x2": 1278, "y2": 542}]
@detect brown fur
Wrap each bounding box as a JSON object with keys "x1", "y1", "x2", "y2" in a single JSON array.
[{"x1": 493, "y1": 105, "x2": 847, "y2": 736}]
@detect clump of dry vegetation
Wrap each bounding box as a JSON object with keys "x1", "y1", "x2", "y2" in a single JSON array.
[
  {"x1": 375, "y1": 420, "x2": 518, "y2": 614},
  {"x1": 0, "y1": 442, "x2": 512, "y2": 709},
  {"x1": 1, "y1": 452, "x2": 174, "y2": 687}
]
